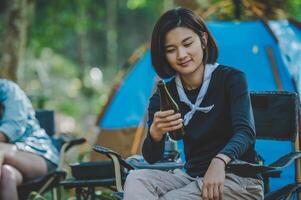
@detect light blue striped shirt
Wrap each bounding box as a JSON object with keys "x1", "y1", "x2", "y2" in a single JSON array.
[{"x1": 0, "y1": 79, "x2": 59, "y2": 165}]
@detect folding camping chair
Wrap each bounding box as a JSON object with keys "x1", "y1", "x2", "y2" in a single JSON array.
[
  {"x1": 227, "y1": 91, "x2": 301, "y2": 199},
  {"x1": 92, "y1": 91, "x2": 301, "y2": 200},
  {"x1": 17, "y1": 109, "x2": 86, "y2": 200},
  {"x1": 60, "y1": 137, "x2": 183, "y2": 200}
]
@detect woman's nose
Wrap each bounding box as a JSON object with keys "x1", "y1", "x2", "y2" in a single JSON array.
[{"x1": 177, "y1": 47, "x2": 188, "y2": 60}]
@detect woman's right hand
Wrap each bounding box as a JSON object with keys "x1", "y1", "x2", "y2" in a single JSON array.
[
  {"x1": 0, "y1": 132, "x2": 8, "y2": 143},
  {"x1": 150, "y1": 110, "x2": 183, "y2": 142}
]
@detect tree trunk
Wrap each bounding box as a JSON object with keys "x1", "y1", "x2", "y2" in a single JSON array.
[
  {"x1": 0, "y1": 0, "x2": 33, "y2": 82},
  {"x1": 174, "y1": 0, "x2": 200, "y2": 10},
  {"x1": 76, "y1": 1, "x2": 89, "y2": 81},
  {"x1": 105, "y1": 0, "x2": 118, "y2": 68}
]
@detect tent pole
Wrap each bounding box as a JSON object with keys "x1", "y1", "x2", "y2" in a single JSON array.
[
  {"x1": 295, "y1": 134, "x2": 301, "y2": 200},
  {"x1": 131, "y1": 123, "x2": 146, "y2": 155},
  {"x1": 265, "y1": 47, "x2": 283, "y2": 91}
]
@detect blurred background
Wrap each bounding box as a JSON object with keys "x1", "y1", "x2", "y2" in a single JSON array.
[
  {"x1": 0, "y1": 0, "x2": 300, "y2": 162},
  {"x1": 1, "y1": 0, "x2": 301, "y2": 198}
]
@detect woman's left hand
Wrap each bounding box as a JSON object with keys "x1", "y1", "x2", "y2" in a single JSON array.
[{"x1": 201, "y1": 157, "x2": 226, "y2": 200}]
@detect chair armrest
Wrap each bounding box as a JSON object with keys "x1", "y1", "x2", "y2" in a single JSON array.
[
  {"x1": 93, "y1": 145, "x2": 121, "y2": 159},
  {"x1": 53, "y1": 134, "x2": 86, "y2": 153},
  {"x1": 227, "y1": 151, "x2": 301, "y2": 176},
  {"x1": 93, "y1": 145, "x2": 134, "y2": 170},
  {"x1": 226, "y1": 159, "x2": 275, "y2": 176},
  {"x1": 127, "y1": 155, "x2": 184, "y2": 171},
  {"x1": 93, "y1": 145, "x2": 134, "y2": 192},
  {"x1": 268, "y1": 151, "x2": 301, "y2": 168},
  {"x1": 262, "y1": 170, "x2": 282, "y2": 178},
  {"x1": 264, "y1": 182, "x2": 301, "y2": 200},
  {"x1": 64, "y1": 137, "x2": 86, "y2": 152},
  {"x1": 55, "y1": 135, "x2": 86, "y2": 170}
]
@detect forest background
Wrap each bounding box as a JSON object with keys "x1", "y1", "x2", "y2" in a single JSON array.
[{"x1": 0, "y1": 0, "x2": 300, "y2": 160}]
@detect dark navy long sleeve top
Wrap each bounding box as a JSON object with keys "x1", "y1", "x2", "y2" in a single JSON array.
[{"x1": 142, "y1": 65, "x2": 257, "y2": 178}]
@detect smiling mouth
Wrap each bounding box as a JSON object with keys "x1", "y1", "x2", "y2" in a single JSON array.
[{"x1": 178, "y1": 60, "x2": 192, "y2": 67}]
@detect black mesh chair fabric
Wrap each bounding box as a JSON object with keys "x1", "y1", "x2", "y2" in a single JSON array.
[
  {"x1": 35, "y1": 109, "x2": 56, "y2": 136},
  {"x1": 250, "y1": 91, "x2": 299, "y2": 141}
]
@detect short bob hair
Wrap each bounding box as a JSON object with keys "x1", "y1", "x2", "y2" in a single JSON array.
[{"x1": 151, "y1": 7, "x2": 218, "y2": 78}]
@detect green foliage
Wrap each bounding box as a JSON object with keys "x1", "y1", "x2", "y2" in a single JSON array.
[
  {"x1": 19, "y1": 47, "x2": 111, "y2": 137},
  {"x1": 286, "y1": 0, "x2": 301, "y2": 20},
  {"x1": 45, "y1": 49, "x2": 78, "y2": 78},
  {"x1": 28, "y1": 192, "x2": 47, "y2": 200},
  {"x1": 29, "y1": 0, "x2": 162, "y2": 68},
  {"x1": 30, "y1": 0, "x2": 106, "y2": 63},
  {"x1": 127, "y1": 0, "x2": 147, "y2": 9},
  {"x1": 29, "y1": 189, "x2": 118, "y2": 200}
]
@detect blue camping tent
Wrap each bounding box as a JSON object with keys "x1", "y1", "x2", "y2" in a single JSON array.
[
  {"x1": 269, "y1": 20, "x2": 301, "y2": 96},
  {"x1": 97, "y1": 20, "x2": 300, "y2": 192}
]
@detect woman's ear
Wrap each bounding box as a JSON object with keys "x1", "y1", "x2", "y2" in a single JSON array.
[{"x1": 201, "y1": 32, "x2": 208, "y2": 48}]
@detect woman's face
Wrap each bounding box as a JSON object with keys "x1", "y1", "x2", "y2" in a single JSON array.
[{"x1": 164, "y1": 27, "x2": 207, "y2": 77}]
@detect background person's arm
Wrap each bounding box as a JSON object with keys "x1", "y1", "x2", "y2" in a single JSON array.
[{"x1": 0, "y1": 80, "x2": 30, "y2": 143}]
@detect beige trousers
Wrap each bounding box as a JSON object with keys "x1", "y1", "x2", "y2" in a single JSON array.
[{"x1": 123, "y1": 169, "x2": 264, "y2": 200}]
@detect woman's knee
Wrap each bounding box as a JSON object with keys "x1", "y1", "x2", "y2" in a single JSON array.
[
  {"x1": 125, "y1": 170, "x2": 145, "y2": 184},
  {"x1": 0, "y1": 143, "x2": 17, "y2": 163},
  {"x1": 0, "y1": 142, "x2": 16, "y2": 152},
  {"x1": 0, "y1": 164, "x2": 23, "y2": 187},
  {"x1": 4, "y1": 149, "x2": 47, "y2": 179}
]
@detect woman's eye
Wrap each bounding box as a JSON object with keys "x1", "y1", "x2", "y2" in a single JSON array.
[
  {"x1": 184, "y1": 42, "x2": 193, "y2": 47},
  {"x1": 166, "y1": 48, "x2": 175, "y2": 53}
]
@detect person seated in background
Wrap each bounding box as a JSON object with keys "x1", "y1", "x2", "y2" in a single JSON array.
[{"x1": 0, "y1": 79, "x2": 59, "y2": 200}]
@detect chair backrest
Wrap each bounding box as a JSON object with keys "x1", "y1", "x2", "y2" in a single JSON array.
[
  {"x1": 35, "y1": 109, "x2": 56, "y2": 136},
  {"x1": 250, "y1": 91, "x2": 299, "y2": 142}
]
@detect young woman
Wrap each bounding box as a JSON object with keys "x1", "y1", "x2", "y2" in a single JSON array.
[
  {"x1": 123, "y1": 7, "x2": 263, "y2": 200},
  {"x1": 0, "y1": 79, "x2": 59, "y2": 200}
]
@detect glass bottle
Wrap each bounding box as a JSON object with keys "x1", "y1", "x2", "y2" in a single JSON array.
[{"x1": 157, "y1": 80, "x2": 185, "y2": 140}]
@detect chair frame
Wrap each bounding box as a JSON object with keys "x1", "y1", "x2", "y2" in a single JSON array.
[
  {"x1": 64, "y1": 91, "x2": 301, "y2": 200},
  {"x1": 17, "y1": 109, "x2": 86, "y2": 200},
  {"x1": 228, "y1": 91, "x2": 301, "y2": 199}
]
